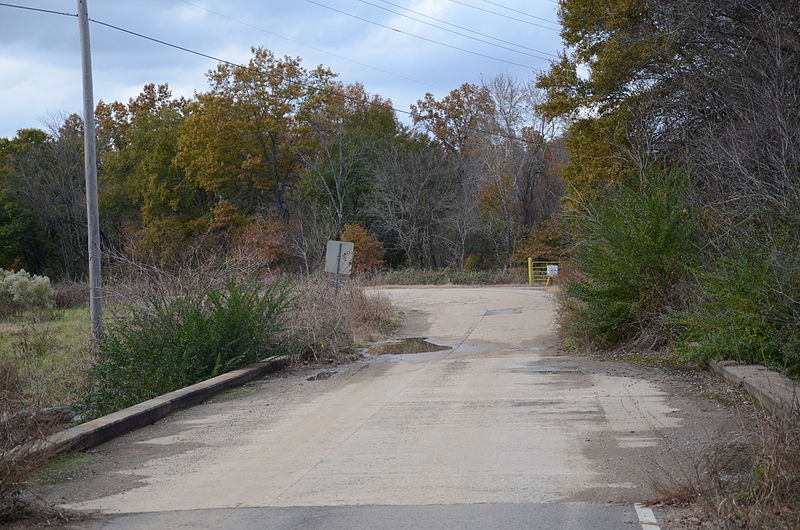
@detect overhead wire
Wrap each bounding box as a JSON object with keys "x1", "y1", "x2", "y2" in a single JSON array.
[
  {"x1": 0, "y1": 2, "x2": 75, "y2": 17},
  {"x1": 444, "y1": 0, "x2": 561, "y2": 31},
  {"x1": 473, "y1": 0, "x2": 560, "y2": 25},
  {"x1": 353, "y1": 0, "x2": 553, "y2": 61},
  {"x1": 373, "y1": 0, "x2": 557, "y2": 57},
  {"x1": 179, "y1": 0, "x2": 447, "y2": 91},
  {"x1": 301, "y1": 0, "x2": 539, "y2": 69},
  {"x1": 0, "y1": 1, "x2": 541, "y2": 145}
]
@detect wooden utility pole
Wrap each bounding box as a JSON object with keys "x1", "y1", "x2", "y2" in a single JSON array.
[{"x1": 77, "y1": 0, "x2": 103, "y2": 343}]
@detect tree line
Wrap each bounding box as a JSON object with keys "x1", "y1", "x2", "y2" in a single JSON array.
[
  {"x1": 0, "y1": 47, "x2": 566, "y2": 280},
  {"x1": 542, "y1": 0, "x2": 800, "y2": 373}
]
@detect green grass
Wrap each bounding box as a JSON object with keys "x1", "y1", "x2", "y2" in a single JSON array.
[
  {"x1": 0, "y1": 307, "x2": 92, "y2": 408},
  {"x1": 25, "y1": 453, "x2": 95, "y2": 486}
]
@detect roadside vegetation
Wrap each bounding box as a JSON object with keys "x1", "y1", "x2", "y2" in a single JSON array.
[
  {"x1": 543, "y1": 1, "x2": 799, "y2": 527},
  {"x1": 2, "y1": 0, "x2": 797, "y2": 525},
  {"x1": 545, "y1": 0, "x2": 799, "y2": 376}
]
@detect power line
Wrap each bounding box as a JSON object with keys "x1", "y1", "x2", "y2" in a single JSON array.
[
  {"x1": 108, "y1": 24, "x2": 543, "y2": 145},
  {"x1": 88, "y1": 17, "x2": 537, "y2": 144},
  {"x1": 179, "y1": 0, "x2": 447, "y2": 91},
  {"x1": 474, "y1": 0, "x2": 560, "y2": 25},
  {"x1": 302, "y1": 0, "x2": 539, "y2": 69},
  {"x1": 0, "y1": 2, "x2": 75, "y2": 17},
  {"x1": 444, "y1": 0, "x2": 561, "y2": 31},
  {"x1": 374, "y1": 0, "x2": 557, "y2": 57},
  {"x1": 0, "y1": 2, "x2": 539, "y2": 145},
  {"x1": 354, "y1": 0, "x2": 553, "y2": 61}
]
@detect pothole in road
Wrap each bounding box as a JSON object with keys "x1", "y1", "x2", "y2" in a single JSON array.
[{"x1": 368, "y1": 337, "x2": 452, "y2": 355}]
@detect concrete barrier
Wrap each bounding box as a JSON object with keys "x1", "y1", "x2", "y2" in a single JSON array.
[
  {"x1": 44, "y1": 356, "x2": 289, "y2": 454},
  {"x1": 709, "y1": 360, "x2": 799, "y2": 415}
]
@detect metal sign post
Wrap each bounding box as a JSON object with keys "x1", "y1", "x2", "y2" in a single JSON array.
[{"x1": 324, "y1": 241, "x2": 354, "y2": 299}]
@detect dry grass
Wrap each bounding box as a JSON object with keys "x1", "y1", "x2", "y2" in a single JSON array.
[
  {"x1": 0, "y1": 309, "x2": 91, "y2": 410},
  {"x1": 282, "y1": 275, "x2": 399, "y2": 364},
  {"x1": 658, "y1": 402, "x2": 800, "y2": 529},
  {"x1": 361, "y1": 267, "x2": 528, "y2": 286},
  {"x1": 0, "y1": 365, "x2": 62, "y2": 522},
  {"x1": 700, "y1": 407, "x2": 800, "y2": 529}
]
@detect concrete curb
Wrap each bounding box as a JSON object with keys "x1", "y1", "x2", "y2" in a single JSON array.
[
  {"x1": 43, "y1": 356, "x2": 289, "y2": 455},
  {"x1": 709, "y1": 360, "x2": 799, "y2": 415}
]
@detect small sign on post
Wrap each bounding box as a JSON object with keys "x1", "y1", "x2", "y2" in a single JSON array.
[{"x1": 324, "y1": 240, "x2": 354, "y2": 299}]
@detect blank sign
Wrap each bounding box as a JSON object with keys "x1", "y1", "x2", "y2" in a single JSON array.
[{"x1": 325, "y1": 241, "x2": 354, "y2": 275}]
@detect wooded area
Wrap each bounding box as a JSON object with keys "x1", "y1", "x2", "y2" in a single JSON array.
[
  {"x1": 542, "y1": 0, "x2": 799, "y2": 375},
  {"x1": 0, "y1": 49, "x2": 565, "y2": 279}
]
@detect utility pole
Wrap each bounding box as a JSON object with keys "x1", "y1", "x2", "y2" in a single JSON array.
[{"x1": 77, "y1": 0, "x2": 103, "y2": 344}]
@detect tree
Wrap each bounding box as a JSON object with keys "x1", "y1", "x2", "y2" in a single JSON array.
[
  {"x1": 0, "y1": 129, "x2": 53, "y2": 273},
  {"x1": 176, "y1": 47, "x2": 335, "y2": 221},
  {"x1": 297, "y1": 82, "x2": 399, "y2": 235},
  {"x1": 370, "y1": 139, "x2": 460, "y2": 268},
  {"x1": 342, "y1": 224, "x2": 384, "y2": 272},
  {"x1": 6, "y1": 118, "x2": 89, "y2": 279}
]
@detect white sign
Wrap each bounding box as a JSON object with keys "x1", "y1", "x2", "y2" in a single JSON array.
[
  {"x1": 325, "y1": 241, "x2": 354, "y2": 275},
  {"x1": 546, "y1": 264, "x2": 559, "y2": 277}
]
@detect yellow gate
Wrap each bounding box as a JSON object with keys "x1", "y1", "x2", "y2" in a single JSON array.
[{"x1": 527, "y1": 259, "x2": 561, "y2": 286}]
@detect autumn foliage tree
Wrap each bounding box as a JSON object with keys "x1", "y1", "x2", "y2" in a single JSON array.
[
  {"x1": 176, "y1": 48, "x2": 335, "y2": 222},
  {"x1": 341, "y1": 224, "x2": 384, "y2": 273}
]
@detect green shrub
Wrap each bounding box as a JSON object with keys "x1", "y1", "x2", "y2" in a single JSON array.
[
  {"x1": 562, "y1": 170, "x2": 695, "y2": 348},
  {"x1": 84, "y1": 280, "x2": 292, "y2": 417},
  {"x1": 675, "y1": 241, "x2": 800, "y2": 377},
  {"x1": 0, "y1": 269, "x2": 55, "y2": 314}
]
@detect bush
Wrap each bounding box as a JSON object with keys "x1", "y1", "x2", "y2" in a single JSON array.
[
  {"x1": 675, "y1": 238, "x2": 800, "y2": 377},
  {"x1": 53, "y1": 282, "x2": 88, "y2": 309},
  {"x1": 562, "y1": 170, "x2": 695, "y2": 348},
  {"x1": 342, "y1": 224, "x2": 384, "y2": 273},
  {"x1": 84, "y1": 279, "x2": 291, "y2": 417},
  {"x1": 0, "y1": 269, "x2": 55, "y2": 315}
]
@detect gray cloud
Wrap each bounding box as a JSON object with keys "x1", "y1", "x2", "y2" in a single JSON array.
[{"x1": 0, "y1": 0, "x2": 562, "y2": 138}]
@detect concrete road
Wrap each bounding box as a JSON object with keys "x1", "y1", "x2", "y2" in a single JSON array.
[{"x1": 40, "y1": 287, "x2": 734, "y2": 529}]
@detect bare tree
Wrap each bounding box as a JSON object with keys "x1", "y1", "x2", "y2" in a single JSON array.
[
  {"x1": 11, "y1": 115, "x2": 88, "y2": 280},
  {"x1": 369, "y1": 143, "x2": 460, "y2": 268}
]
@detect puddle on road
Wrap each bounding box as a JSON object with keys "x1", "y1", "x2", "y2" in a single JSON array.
[
  {"x1": 306, "y1": 371, "x2": 336, "y2": 381},
  {"x1": 484, "y1": 308, "x2": 523, "y2": 316},
  {"x1": 368, "y1": 337, "x2": 452, "y2": 356}
]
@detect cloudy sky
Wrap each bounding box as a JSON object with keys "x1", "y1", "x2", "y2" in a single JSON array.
[{"x1": 0, "y1": 0, "x2": 563, "y2": 139}]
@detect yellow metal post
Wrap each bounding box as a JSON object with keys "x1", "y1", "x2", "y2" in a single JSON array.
[{"x1": 528, "y1": 257, "x2": 533, "y2": 286}]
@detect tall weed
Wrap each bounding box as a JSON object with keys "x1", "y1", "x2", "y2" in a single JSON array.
[
  {"x1": 562, "y1": 171, "x2": 695, "y2": 348},
  {"x1": 281, "y1": 276, "x2": 398, "y2": 363},
  {"x1": 675, "y1": 233, "x2": 800, "y2": 376},
  {"x1": 85, "y1": 280, "x2": 291, "y2": 417}
]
